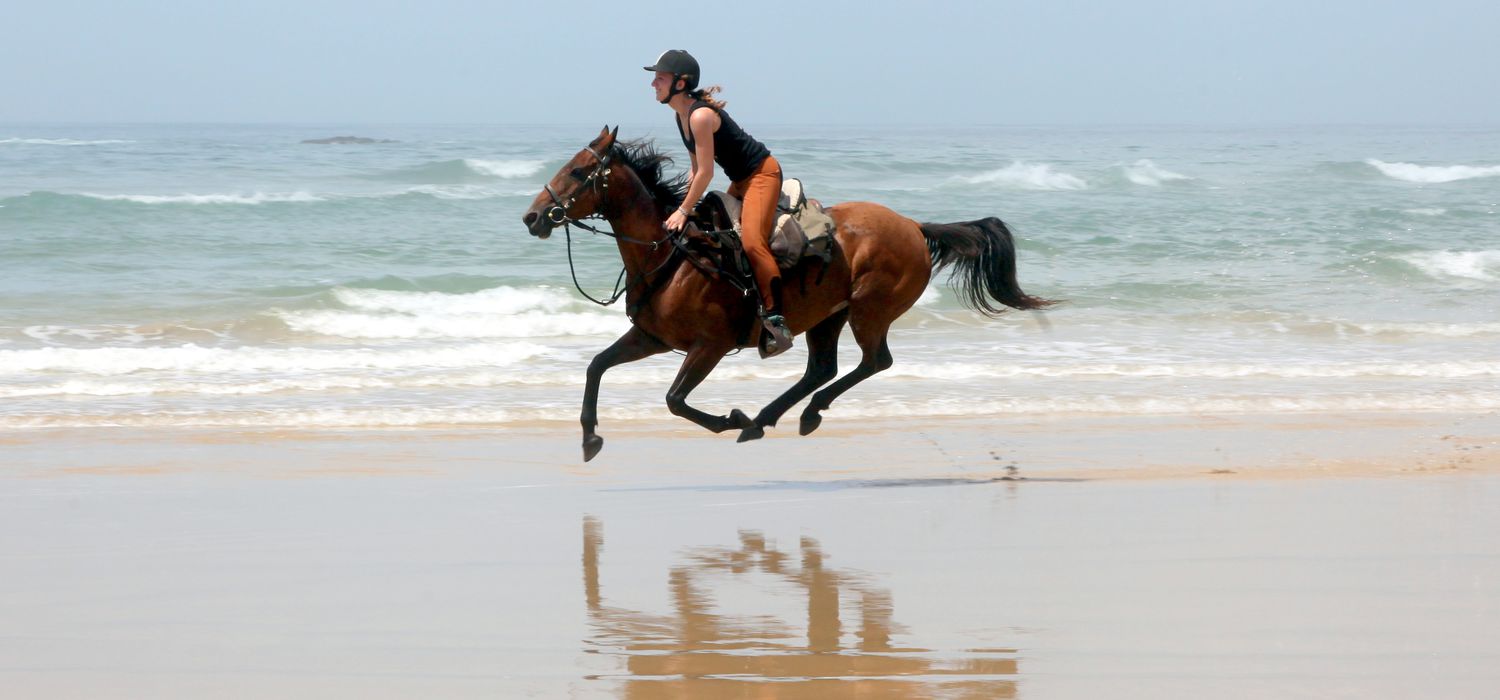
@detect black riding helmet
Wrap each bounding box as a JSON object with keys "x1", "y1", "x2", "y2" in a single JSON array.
[{"x1": 644, "y1": 50, "x2": 699, "y2": 103}]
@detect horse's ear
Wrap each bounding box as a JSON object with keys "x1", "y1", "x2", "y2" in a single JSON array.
[{"x1": 609, "y1": 126, "x2": 619, "y2": 141}]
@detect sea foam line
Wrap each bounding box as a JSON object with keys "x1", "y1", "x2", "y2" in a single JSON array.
[
  {"x1": 275, "y1": 285, "x2": 629, "y2": 339},
  {"x1": 80, "y1": 191, "x2": 326, "y2": 205},
  {"x1": 1, "y1": 137, "x2": 134, "y2": 146},
  {"x1": 333, "y1": 285, "x2": 576, "y2": 316},
  {"x1": 7, "y1": 355, "x2": 1499, "y2": 392},
  {"x1": 64, "y1": 186, "x2": 530, "y2": 205},
  {"x1": 5, "y1": 391, "x2": 1499, "y2": 429},
  {"x1": 0, "y1": 342, "x2": 553, "y2": 376}
]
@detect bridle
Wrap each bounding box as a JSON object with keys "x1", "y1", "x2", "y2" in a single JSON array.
[
  {"x1": 541, "y1": 144, "x2": 614, "y2": 227},
  {"x1": 542, "y1": 144, "x2": 684, "y2": 310}
]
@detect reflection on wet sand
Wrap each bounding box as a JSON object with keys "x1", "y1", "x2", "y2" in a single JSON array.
[{"x1": 582, "y1": 517, "x2": 1018, "y2": 699}]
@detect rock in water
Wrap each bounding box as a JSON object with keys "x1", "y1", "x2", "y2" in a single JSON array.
[{"x1": 300, "y1": 136, "x2": 397, "y2": 144}]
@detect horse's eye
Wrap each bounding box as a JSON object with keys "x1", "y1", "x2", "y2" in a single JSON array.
[{"x1": 569, "y1": 168, "x2": 587, "y2": 180}]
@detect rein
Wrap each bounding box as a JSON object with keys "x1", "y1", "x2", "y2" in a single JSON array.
[
  {"x1": 544, "y1": 145, "x2": 683, "y2": 309},
  {"x1": 562, "y1": 220, "x2": 682, "y2": 309}
]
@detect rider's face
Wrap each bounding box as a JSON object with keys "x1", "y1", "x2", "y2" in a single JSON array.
[{"x1": 651, "y1": 71, "x2": 676, "y2": 102}]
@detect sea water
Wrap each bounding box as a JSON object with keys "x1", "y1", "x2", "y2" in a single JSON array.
[{"x1": 2, "y1": 123, "x2": 1497, "y2": 429}]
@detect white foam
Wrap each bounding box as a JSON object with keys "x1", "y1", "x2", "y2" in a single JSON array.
[
  {"x1": 465, "y1": 159, "x2": 545, "y2": 178},
  {"x1": 1, "y1": 138, "x2": 134, "y2": 146},
  {"x1": 0, "y1": 407, "x2": 526, "y2": 430},
  {"x1": 817, "y1": 392, "x2": 1500, "y2": 419},
  {"x1": 875, "y1": 361, "x2": 1500, "y2": 381},
  {"x1": 961, "y1": 162, "x2": 1087, "y2": 190},
  {"x1": 1255, "y1": 314, "x2": 1500, "y2": 338},
  {"x1": 0, "y1": 342, "x2": 551, "y2": 377},
  {"x1": 334, "y1": 286, "x2": 573, "y2": 315},
  {"x1": 277, "y1": 309, "x2": 626, "y2": 339},
  {"x1": 278, "y1": 286, "x2": 627, "y2": 339},
  {"x1": 1396, "y1": 250, "x2": 1500, "y2": 282},
  {"x1": 7, "y1": 390, "x2": 1500, "y2": 429},
  {"x1": 401, "y1": 184, "x2": 510, "y2": 200},
  {"x1": 81, "y1": 191, "x2": 325, "y2": 205},
  {"x1": 1401, "y1": 208, "x2": 1446, "y2": 216},
  {"x1": 22, "y1": 325, "x2": 140, "y2": 343},
  {"x1": 1123, "y1": 159, "x2": 1190, "y2": 186},
  {"x1": 1366, "y1": 159, "x2": 1500, "y2": 184},
  {"x1": 1339, "y1": 320, "x2": 1500, "y2": 337}
]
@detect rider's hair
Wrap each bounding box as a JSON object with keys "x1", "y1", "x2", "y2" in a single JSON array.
[{"x1": 688, "y1": 85, "x2": 727, "y2": 111}]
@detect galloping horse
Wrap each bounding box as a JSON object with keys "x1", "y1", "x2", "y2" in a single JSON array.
[{"x1": 523, "y1": 127, "x2": 1053, "y2": 461}]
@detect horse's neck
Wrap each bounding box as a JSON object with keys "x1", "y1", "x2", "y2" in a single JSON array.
[
  {"x1": 604, "y1": 179, "x2": 670, "y2": 274},
  {"x1": 603, "y1": 181, "x2": 676, "y2": 305}
]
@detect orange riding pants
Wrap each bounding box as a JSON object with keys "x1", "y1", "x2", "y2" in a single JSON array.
[{"x1": 726, "y1": 155, "x2": 783, "y2": 310}]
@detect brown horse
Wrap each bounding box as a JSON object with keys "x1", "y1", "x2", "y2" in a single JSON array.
[{"x1": 523, "y1": 127, "x2": 1053, "y2": 461}]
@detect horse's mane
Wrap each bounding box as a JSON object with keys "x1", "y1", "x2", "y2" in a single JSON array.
[{"x1": 610, "y1": 138, "x2": 689, "y2": 211}]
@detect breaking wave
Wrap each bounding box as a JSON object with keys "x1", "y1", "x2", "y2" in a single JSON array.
[
  {"x1": 367, "y1": 158, "x2": 545, "y2": 184},
  {"x1": 1395, "y1": 250, "x2": 1500, "y2": 283},
  {"x1": 1122, "y1": 159, "x2": 1190, "y2": 186},
  {"x1": 960, "y1": 162, "x2": 1088, "y2": 190},
  {"x1": 274, "y1": 285, "x2": 628, "y2": 340},
  {"x1": 1366, "y1": 159, "x2": 1500, "y2": 184}
]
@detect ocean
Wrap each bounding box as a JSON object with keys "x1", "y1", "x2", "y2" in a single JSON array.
[{"x1": 2, "y1": 123, "x2": 1497, "y2": 431}]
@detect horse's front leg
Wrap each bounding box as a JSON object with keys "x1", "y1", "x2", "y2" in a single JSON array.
[
  {"x1": 665, "y1": 342, "x2": 756, "y2": 435},
  {"x1": 582, "y1": 327, "x2": 669, "y2": 462}
]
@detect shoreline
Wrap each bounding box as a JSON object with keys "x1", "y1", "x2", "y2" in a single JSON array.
[{"x1": 7, "y1": 410, "x2": 1498, "y2": 482}]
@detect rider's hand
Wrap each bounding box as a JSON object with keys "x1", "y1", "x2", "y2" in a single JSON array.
[{"x1": 664, "y1": 208, "x2": 688, "y2": 232}]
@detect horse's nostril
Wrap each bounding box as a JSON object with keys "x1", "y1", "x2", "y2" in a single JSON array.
[{"x1": 523, "y1": 211, "x2": 538, "y2": 226}]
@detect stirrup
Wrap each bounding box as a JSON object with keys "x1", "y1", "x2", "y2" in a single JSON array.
[{"x1": 759, "y1": 313, "x2": 793, "y2": 359}]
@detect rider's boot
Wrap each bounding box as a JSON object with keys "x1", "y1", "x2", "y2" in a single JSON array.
[{"x1": 759, "y1": 278, "x2": 793, "y2": 359}]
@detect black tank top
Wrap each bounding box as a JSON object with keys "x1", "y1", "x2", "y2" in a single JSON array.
[{"x1": 676, "y1": 101, "x2": 771, "y2": 182}]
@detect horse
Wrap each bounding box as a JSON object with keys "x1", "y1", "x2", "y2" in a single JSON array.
[{"x1": 522, "y1": 126, "x2": 1053, "y2": 462}]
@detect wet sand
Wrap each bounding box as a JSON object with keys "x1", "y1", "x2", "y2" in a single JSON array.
[{"x1": 3, "y1": 412, "x2": 1499, "y2": 698}]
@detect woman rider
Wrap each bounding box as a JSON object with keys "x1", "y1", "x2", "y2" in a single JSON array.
[{"x1": 645, "y1": 49, "x2": 792, "y2": 357}]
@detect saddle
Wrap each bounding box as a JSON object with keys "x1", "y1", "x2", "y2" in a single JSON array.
[{"x1": 681, "y1": 178, "x2": 836, "y2": 288}]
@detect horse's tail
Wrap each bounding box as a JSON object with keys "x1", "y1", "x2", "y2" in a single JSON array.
[{"x1": 920, "y1": 217, "x2": 1057, "y2": 316}]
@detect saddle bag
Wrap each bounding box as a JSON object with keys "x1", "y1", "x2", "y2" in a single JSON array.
[{"x1": 694, "y1": 178, "x2": 835, "y2": 273}]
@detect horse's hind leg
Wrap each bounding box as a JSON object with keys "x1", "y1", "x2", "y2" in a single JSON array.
[
  {"x1": 799, "y1": 320, "x2": 894, "y2": 436},
  {"x1": 582, "y1": 327, "x2": 669, "y2": 462},
  {"x1": 739, "y1": 309, "x2": 848, "y2": 442},
  {"x1": 666, "y1": 343, "x2": 757, "y2": 435}
]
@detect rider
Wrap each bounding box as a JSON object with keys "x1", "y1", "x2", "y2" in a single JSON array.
[{"x1": 645, "y1": 49, "x2": 792, "y2": 356}]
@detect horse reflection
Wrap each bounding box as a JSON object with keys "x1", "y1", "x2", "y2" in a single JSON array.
[{"x1": 582, "y1": 517, "x2": 1018, "y2": 699}]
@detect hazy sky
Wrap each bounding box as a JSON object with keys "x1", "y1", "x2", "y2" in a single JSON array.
[{"x1": 3, "y1": 0, "x2": 1496, "y2": 125}]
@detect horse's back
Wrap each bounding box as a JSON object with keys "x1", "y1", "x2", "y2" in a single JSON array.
[
  {"x1": 828, "y1": 201, "x2": 926, "y2": 253},
  {"x1": 825, "y1": 202, "x2": 932, "y2": 318}
]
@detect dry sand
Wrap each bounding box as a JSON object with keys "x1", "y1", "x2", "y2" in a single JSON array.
[{"x1": 3, "y1": 412, "x2": 1499, "y2": 698}]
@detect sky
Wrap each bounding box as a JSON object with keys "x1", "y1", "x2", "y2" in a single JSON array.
[{"x1": 2, "y1": 0, "x2": 1497, "y2": 125}]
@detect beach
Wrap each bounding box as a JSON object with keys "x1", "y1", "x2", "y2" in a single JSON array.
[{"x1": 4, "y1": 413, "x2": 1498, "y2": 699}]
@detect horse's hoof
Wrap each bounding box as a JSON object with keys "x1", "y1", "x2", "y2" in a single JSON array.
[
  {"x1": 728, "y1": 409, "x2": 755, "y2": 430},
  {"x1": 737, "y1": 423, "x2": 765, "y2": 443},
  {"x1": 583, "y1": 435, "x2": 604, "y2": 462},
  {"x1": 729, "y1": 409, "x2": 762, "y2": 442},
  {"x1": 799, "y1": 412, "x2": 823, "y2": 436}
]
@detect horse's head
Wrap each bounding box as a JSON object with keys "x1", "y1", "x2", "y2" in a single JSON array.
[{"x1": 522, "y1": 126, "x2": 620, "y2": 239}]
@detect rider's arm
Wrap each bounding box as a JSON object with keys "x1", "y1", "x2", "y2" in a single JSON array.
[{"x1": 679, "y1": 108, "x2": 719, "y2": 215}]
